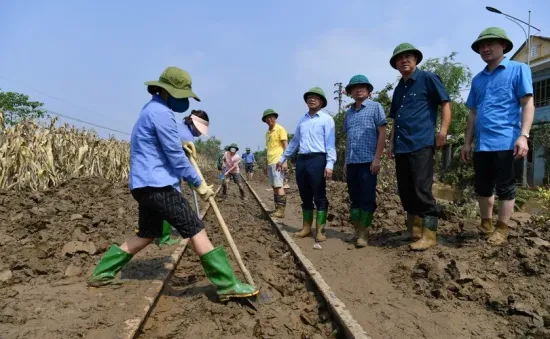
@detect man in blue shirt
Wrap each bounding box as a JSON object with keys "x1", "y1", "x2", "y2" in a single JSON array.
[
  {"x1": 462, "y1": 27, "x2": 534, "y2": 245},
  {"x1": 388, "y1": 43, "x2": 452, "y2": 251},
  {"x1": 87, "y1": 67, "x2": 258, "y2": 302},
  {"x1": 277, "y1": 87, "x2": 336, "y2": 242},
  {"x1": 343, "y1": 75, "x2": 387, "y2": 248},
  {"x1": 242, "y1": 147, "x2": 256, "y2": 181}
]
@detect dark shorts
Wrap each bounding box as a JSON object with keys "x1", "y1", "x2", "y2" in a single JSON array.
[
  {"x1": 473, "y1": 150, "x2": 516, "y2": 200},
  {"x1": 225, "y1": 172, "x2": 242, "y2": 183},
  {"x1": 245, "y1": 163, "x2": 254, "y2": 173},
  {"x1": 131, "y1": 186, "x2": 203, "y2": 239}
]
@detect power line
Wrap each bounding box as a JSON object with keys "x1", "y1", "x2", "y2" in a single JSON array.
[{"x1": 45, "y1": 109, "x2": 131, "y2": 136}]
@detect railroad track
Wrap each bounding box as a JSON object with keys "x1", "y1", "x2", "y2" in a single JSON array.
[{"x1": 117, "y1": 177, "x2": 370, "y2": 339}]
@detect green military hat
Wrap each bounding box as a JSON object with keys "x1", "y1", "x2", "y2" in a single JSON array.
[
  {"x1": 303, "y1": 87, "x2": 327, "y2": 108},
  {"x1": 390, "y1": 43, "x2": 423, "y2": 69},
  {"x1": 246, "y1": 147, "x2": 251, "y2": 151},
  {"x1": 228, "y1": 143, "x2": 239, "y2": 152},
  {"x1": 345, "y1": 75, "x2": 374, "y2": 93},
  {"x1": 145, "y1": 66, "x2": 200, "y2": 101},
  {"x1": 262, "y1": 108, "x2": 278, "y2": 122},
  {"x1": 471, "y1": 27, "x2": 514, "y2": 54}
]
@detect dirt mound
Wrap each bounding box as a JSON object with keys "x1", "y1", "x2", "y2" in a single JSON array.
[{"x1": 140, "y1": 188, "x2": 340, "y2": 338}]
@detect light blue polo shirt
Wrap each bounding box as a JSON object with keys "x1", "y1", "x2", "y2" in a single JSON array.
[{"x1": 466, "y1": 57, "x2": 533, "y2": 152}]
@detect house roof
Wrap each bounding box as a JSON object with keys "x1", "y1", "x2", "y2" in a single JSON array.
[{"x1": 511, "y1": 35, "x2": 550, "y2": 60}]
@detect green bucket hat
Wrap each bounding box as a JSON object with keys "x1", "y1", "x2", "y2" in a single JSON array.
[
  {"x1": 471, "y1": 27, "x2": 513, "y2": 54},
  {"x1": 390, "y1": 43, "x2": 423, "y2": 69},
  {"x1": 303, "y1": 87, "x2": 327, "y2": 108},
  {"x1": 246, "y1": 147, "x2": 251, "y2": 151},
  {"x1": 145, "y1": 66, "x2": 200, "y2": 101},
  {"x1": 262, "y1": 108, "x2": 278, "y2": 122},
  {"x1": 228, "y1": 143, "x2": 239, "y2": 152},
  {"x1": 345, "y1": 75, "x2": 374, "y2": 93}
]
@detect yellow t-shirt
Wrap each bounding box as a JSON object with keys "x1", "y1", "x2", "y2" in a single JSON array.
[{"x1": 266, "y1": 123, "x2": 288, "y2": 165}]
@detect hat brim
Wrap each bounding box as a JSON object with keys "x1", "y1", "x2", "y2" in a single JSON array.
[
  {"x1": 390, "y1": 49, "x2": 423, "y2": 69},
  {"x1": 145, "y1": 81, "x2": 201, "y2": 101},
  {"x1": 345, "y1": 83, "x2": 374, "y2": 94},
  {"x1": 262, "y1": 113, "x2": 278, "y2": 122},
  {"x1": 303, "y1": 92, "x2": 327, "y2": 108},
  {"x1": 192, "y1": 120, "x2": 209, "y2": 137},
  {"x1": 471, "y1": 36, "x2": 513, "y2": 54}
]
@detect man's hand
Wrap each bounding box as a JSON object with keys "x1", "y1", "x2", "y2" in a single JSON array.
[
  {"x1": 193, "y1": 181, "x2": 215, "y2": 201},
  {"x1": 282, "y1": 162, "x2": 288, "y2": 170},
  {"x1": 182, "y1": 142, "x2": 197, "y2": 159},
  {"x1": 370, "y1": 157, "x2": 381, "y2": 175},
  {"x1": 386, "y1": 142, "x2": 394, "y2": 159},
  {"x1": 461, "y1": 143, "x2": 472, "y2": 163},
  {"x1": 275, "y1": 161, "x2": 284, "y2": 172},
  {"x1": 436, "y1": 131, "x2": 447, "y2": 148},
  {"x1": 514, "y1": 135, "x2": 529, "y2": 159},
  {"x1": 324, "y1": 168, "x2": 333, "y2": 180}
]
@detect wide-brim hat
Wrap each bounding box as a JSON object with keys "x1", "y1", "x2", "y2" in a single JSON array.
[
  {"x1": 262, "y1": 108, "x2": 278, "y2": 122},
  {"x1": 390, "y1": 43, "x2": 423, "y2": 69},
  {"x1": 228, "y1": 143, "x2": 239, "y2": 152},
  {"x1": 471, "y1": 27, "x2": 513, "y2": 54},
  {"x1": 189, "y1": 114, "x2": 209, "y2": 137},
  {"x1": 145, "y1": 66, "x2": 200, "y2": 101},
  {"x1": 345, "y1": 75, "x2": 374, "y2": 93},
  {"x1": 303, "y1": 87, "x2": 327, "y2": 108}
]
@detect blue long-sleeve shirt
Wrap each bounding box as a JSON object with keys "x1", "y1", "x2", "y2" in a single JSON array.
[
  {"x1": 177, "y1": 121, "x2": 194, "y2": 142},
  {"x1": 129, "y1": 95, "x2": 202, "y2": 191},
  {"x1": 280, "y1": 111, "x2": 336, "y2": 169}
]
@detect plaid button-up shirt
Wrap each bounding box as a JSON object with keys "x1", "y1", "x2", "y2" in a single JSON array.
[{"x1": 344, "y1": 100, "x2": 387, "y2": 164}]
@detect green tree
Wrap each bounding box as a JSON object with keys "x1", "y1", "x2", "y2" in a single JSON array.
[
  {"x1": 195, "y1": 137, "x2": 222, "y2": 166},
  {"x1": 0, "y1": 89, "x2": 47, "y2": 126}
]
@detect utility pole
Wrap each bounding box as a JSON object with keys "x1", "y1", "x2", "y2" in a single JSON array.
[{"x1": 333, "y1": 82, "x2": 344, "y2": 113}]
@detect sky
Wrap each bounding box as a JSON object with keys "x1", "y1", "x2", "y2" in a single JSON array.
[{"x1": 2, "y1": 0, "x2": 550, "y2": 151}]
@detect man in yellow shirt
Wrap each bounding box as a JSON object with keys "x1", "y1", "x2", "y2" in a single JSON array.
[{"x1": 262, "y1": 109, "x2": 288, "y2": 218}]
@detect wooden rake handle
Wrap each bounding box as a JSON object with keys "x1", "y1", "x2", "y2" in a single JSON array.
[{"x1": 187, "y1": 156, "x2": 256, "y2": 286}]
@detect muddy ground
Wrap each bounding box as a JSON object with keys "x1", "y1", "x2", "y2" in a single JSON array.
[
  {"x1": 139, "y1": 184, "x2": 339, "y2": 338},
  {"x1": 251, "y1": 166, "x2": 550, "y2": 339},
  {"x1": 0, "y1": 174, "x2": 213, "y2": 339}
]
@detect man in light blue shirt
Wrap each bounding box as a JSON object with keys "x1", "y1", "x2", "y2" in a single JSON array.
[
  {"x1": 462, "y1": 27, "x2": 534, "y2": 246},
  {"x1": 242, "y1": 147, "x2": 256, "y2": 180},
  {"x1": 87, "y1": 67, "x2": 258, "y2": 302},
  {"x1": 277, "y1": 87, "x2": 336, "y2": 242}
]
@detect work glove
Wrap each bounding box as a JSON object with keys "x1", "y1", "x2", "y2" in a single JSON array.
[
  {"x1": 193, "y1": 181, "x2": 215, "y2": 202},
  {"x1": 182, "y1": 141, "x2": 197, "y2": 159}
]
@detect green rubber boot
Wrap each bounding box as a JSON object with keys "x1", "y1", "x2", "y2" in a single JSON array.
[
  {"x1": 315, "y1": 210, "x2": 328, "y2": 242},
  {"x1": 345, "y1": 208, "x2": 362, "y2": 243},
  {"x1": 356, "y1": 211, "x2": 373, "y2": 248},
  {"x1": 200, "y1": 246, "x2": 259, "y2": 301},
  {"x1": 295, "y1": 210, "x2": 314, "y2": 238},
  {"x1": 87, "y1": 245, "x2": 133, "y2": 287},
  {"x1": 154, "y1": 221, "x2": 180, "y2": 246}
]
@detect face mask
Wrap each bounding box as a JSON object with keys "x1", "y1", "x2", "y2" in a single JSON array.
[
  {"x1": 230, "y1": 148, "x2": 236, "y2": 153},
  {"x1": 167, "y1": 96, "x2": 190, "y2": 113}
]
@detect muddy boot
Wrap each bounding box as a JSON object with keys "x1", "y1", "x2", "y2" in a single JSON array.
[
  {"x1": 238, "y1": 184, "x2": 247, "y2": 200},
  {"x1": 200, "y1": 246, "x2": 259, "y2": 301},
  {"x1": 295, "y1": 210, "x2": 313, "y2": 238},
  {"x1": 268, "y1": 193, "x2": 278, "y2": 214},
  {"x1": 87, "y1": 245, "x2": 133, "y2": 287},
  {"x1": 390, "y1": 213, "x2": 422, "y2": 242},
  {"x1": 154, "y1": 221, "x2": 180, "y2": 246},
  {"x1": 487, "y1": 220, "x2": 508, "y2": 245},
  {"x1": 345, "y1": 208, "x2": 362, "y2": 243},
  {"x1": 410, "y1": 216, "x2": 437, "y2": 251},
  {"x1": 271, "y1": 195, "x2": 286, "y2": 218},
  {"x1": 477, "y1": 218, "x2": 494, "y2": 238},
  {"x1": 355, "y1": 211, "x2": 373, "y2": 248},
  {"x1": 315, "y1": 210, "x2": 328, "y2": 242}
]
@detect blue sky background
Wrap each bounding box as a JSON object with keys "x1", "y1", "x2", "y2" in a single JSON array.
[{"x1": 2, "y1": 0, "x2": 549, "y2": 151}]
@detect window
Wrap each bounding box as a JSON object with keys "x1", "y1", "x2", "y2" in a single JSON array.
[
  {"x1": 531, "y1": 44, "x2": 539, "y2": 58},
  {"x1": 534, "y1": 79, "x2": 550, "y2": 107}
]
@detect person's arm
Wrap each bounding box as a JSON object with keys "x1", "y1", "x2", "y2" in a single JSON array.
[
  {"x1": 279, "y1": 122, "x2": 301, "y2": 164},
  {"x1": 324, "y1": 116, "x2": 336, "y2": 170},
  {"x1": 151, "y1": 111, "x2": 202, "y2": 187}
]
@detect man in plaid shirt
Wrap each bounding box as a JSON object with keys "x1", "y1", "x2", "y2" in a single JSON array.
[{"x1": 343, "y1": 75, "x2": 387, "y2": 248}]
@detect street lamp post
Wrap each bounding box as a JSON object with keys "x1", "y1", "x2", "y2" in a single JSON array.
[{"x1": 486, "y1": 6, "x2": 541, "y2": 187}]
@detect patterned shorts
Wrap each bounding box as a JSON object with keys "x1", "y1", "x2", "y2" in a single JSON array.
[{"x1": 131, "y1": 186, "x2": 203, "y2": 239}]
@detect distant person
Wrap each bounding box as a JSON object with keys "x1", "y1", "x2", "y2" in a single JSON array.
[
  {"x1": 242, "y1": 147, "x2": 257, "y2": 181},
  {"x1": 262, "y1": 108, "x2": 288, "y2": 218},
  {"x1": 461, "y1": 27, "x2": 534, "y2": 245},
  {"x1": 277, "y1": 87, "x2": 336, "y2": 242},
  {"x1": 87, "y1": 66, "x2": 258, "y2": 302},
  {"x1": 343, "y1": 75, "x2": 387, "y2": 248},
  {"x1": 223, "y1": 143, "x2": 247, "y2": 200},
  {"x1": 387, "y1": 43, "x2": 452, "y2": 251}
]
